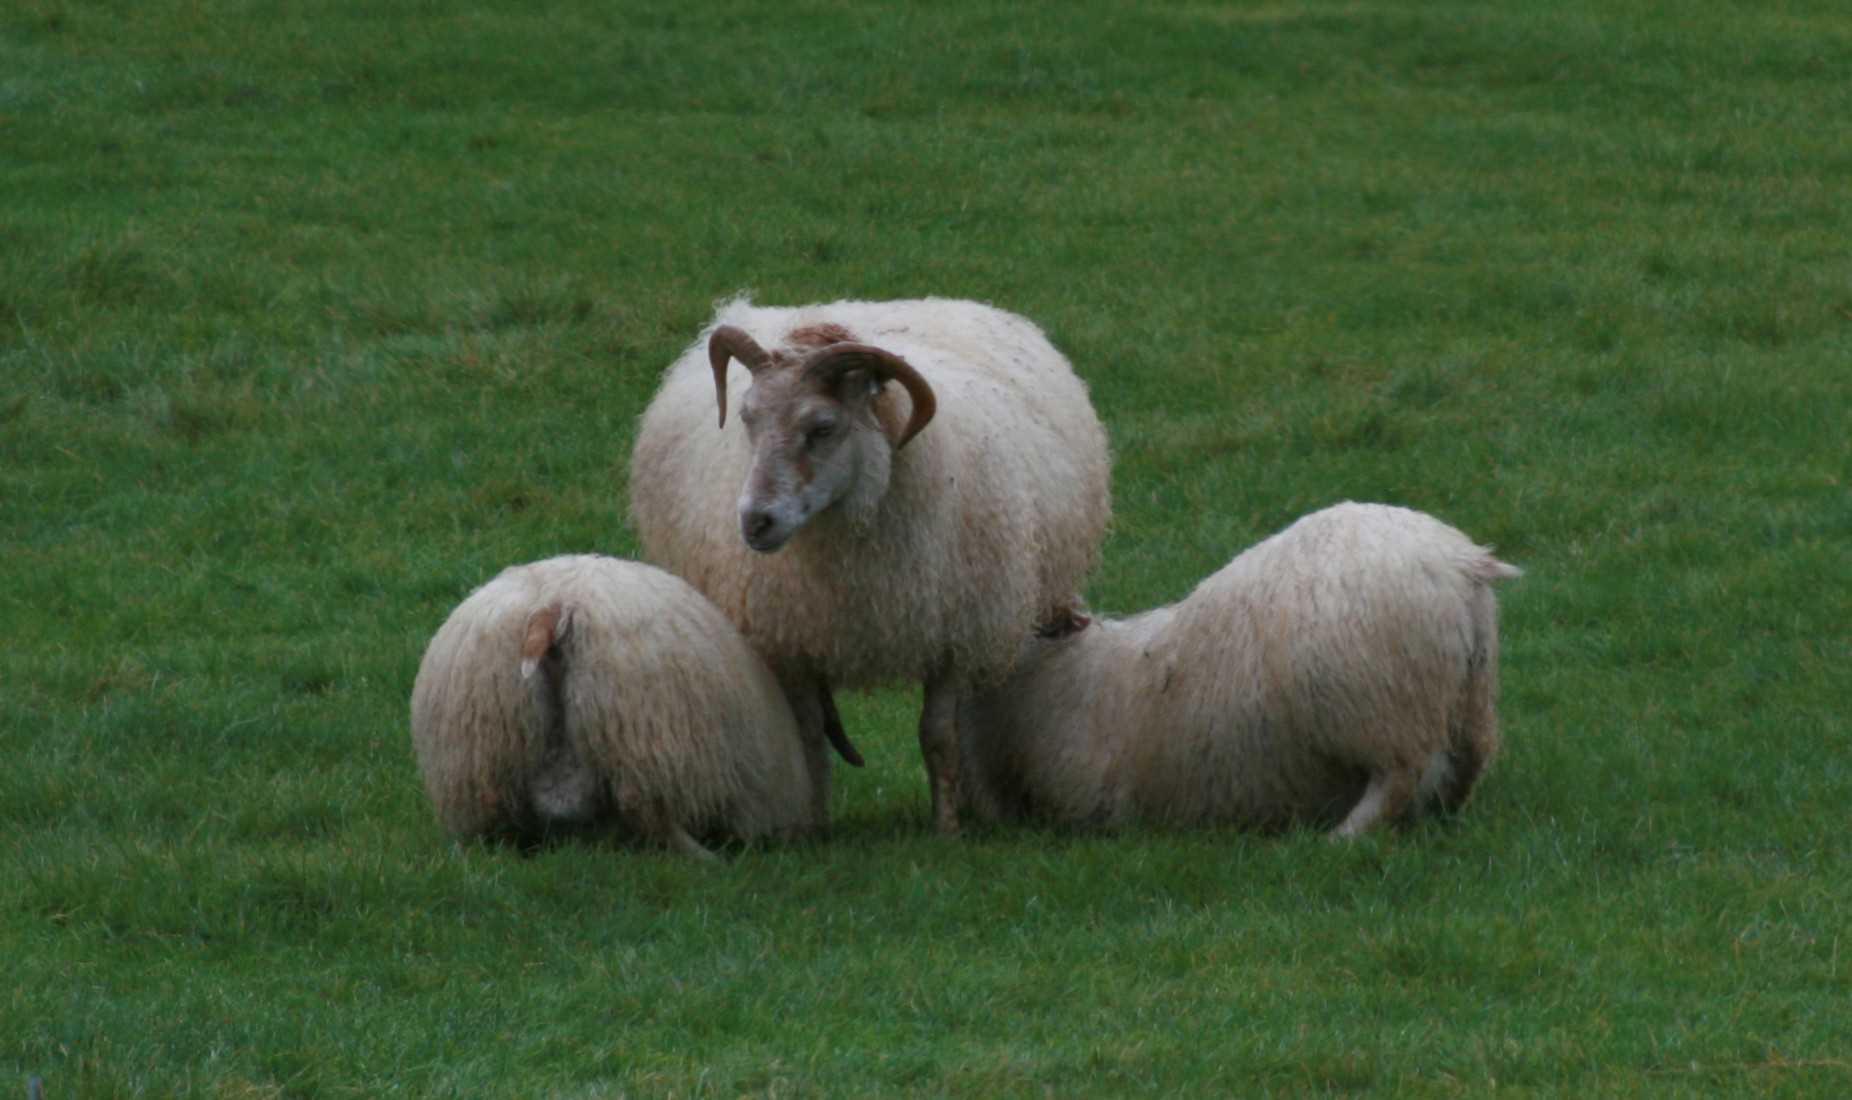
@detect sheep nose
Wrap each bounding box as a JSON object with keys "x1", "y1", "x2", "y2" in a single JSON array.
[{"x1": 742, "y1": 510, "x2": 777, "y2": 545}]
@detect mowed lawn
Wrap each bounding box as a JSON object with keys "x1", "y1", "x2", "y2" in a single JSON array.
[{"x1": 3, "y1": 1, "x2": 1849, "y2": 1096}]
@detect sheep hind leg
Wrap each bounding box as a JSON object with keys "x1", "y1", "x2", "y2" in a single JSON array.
[
  {"x1": 1428, "y1": 721, "x2": 1495, "y2": 817},
  {"x1": 666, "y1": 824, "x2": 721, "y2": 863},
  {"x1": 777, "y1": 668, "x2": 836, "y2": 833},
  {"x1": 650, "y1": 803, "x2": 720, "y2": 863},
  {"x1": 1330, "y1": 766, "x2": 1420, "y2": 840},
  {"x1": 626, "y1": 790, "x2": 720, "y2": 862},
  {"x1": 919, "y1": 673, "x2": 964, "y2": 836},
  {"x1": 1432, "y1": 599, "x2": 1505, "y2": 816}
]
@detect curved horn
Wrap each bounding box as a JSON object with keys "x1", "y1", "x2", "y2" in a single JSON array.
[
  {"x1": 707, "y1": 325, "x2": 773, "y2": 430},
  {"x1": 802, "y1": 343, "x2": 938, "y2": 449}
]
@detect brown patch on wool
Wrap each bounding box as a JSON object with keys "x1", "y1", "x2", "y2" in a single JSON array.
[
  {"x1": 766, "y1": 323, "x2": 859, "y2": 370},
  {"x1": 787, "y1": 322, "x2": 855, "y2": 348}
]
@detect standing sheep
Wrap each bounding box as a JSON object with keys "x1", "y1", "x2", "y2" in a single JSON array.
[
  {"x1": 409, "y1": 555, "x2": 827, "y2": 858},
  {"x1": 957, "y1": 503, "x2": 1521, "y2": 837},
  {"x1": 629, "y1": 296, "x2": 1112, "y2": 834}
]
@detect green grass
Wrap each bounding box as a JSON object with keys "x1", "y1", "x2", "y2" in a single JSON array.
[{"x1": 5, "y1": 0, "x2": 1851, "y2": 1095}]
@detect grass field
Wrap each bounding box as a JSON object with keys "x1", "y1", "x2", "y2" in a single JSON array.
[{"x1": 4, "y1": 0, "x2": 1850, "y2": 1095}]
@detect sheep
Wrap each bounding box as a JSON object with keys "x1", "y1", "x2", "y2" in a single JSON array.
[
  {"x1": 409, "y1": 554, "x2": 828, "y2": 858},
  {"x1": 628, "y1": 296, "x2": 1112, "y2": 834},
  {"x1": 956, "y1": 502, "x2": 1521, "y2": 837}
]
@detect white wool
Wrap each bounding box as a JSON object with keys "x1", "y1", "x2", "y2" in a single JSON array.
[
  {"x1": 629, "y1": 297, "x2": 1113, "y2": 832},
  {"x1": 409, "y1": 555, "x2": 823, "y2": 856},
  {"x1": 630, "y1": 297, "x2": 1111, "y2": 686},
  {"x1": 958, "y1": 503, "x2": 1520, "y2": 836}
]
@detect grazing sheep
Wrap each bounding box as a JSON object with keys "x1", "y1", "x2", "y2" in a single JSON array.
[
  {"x1": 629, "y1": 296, "x2": 1112, "y2": 834},
  {"x1": 409, "y1": 555, "x2": 826, "y2": 858},
  {"x1": 956, "y1": 503, "x2": 1521, "y2": 837}
]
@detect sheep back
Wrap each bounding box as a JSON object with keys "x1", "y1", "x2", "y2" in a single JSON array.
[
  {"x1": 960, "y1": 502, "x2": 1517, "y2": 830},
  {"x1": 409, "y1": 554, "x2": 819, "y2": 845},
  {"x1": 629, "y1": 297, "x2": 1112, "y2": 688}
]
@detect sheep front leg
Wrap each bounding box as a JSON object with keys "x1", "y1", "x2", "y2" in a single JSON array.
[
  {"x1": 775, "y1": 667, "x2": 835, "y2": 831},
  {"x1": 920, "y1": 673, "x2": 965, "y2": 836}
]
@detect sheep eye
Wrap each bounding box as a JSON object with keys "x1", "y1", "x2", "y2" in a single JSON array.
[{"x1": 805, "y1": 422, "x2": 837, "y2": 446}]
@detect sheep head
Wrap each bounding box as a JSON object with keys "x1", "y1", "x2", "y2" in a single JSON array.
[{"x1": 708, "y1": 324, "x2": 936, "y2": 553}]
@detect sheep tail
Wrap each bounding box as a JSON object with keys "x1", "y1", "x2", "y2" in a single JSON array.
[
  {"x1": 1468, "y1": 553, "x2": 1523, "y2": 584},
  {"x1": 519, "y1": 602, "x2": 568, "y2": 680},
  {"x1": 519, "y1": 602, "x2": 603, "y2": 826}
]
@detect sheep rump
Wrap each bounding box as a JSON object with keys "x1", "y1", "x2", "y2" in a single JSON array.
[
  {"x1": 957, "y1": 502, "x2": 1520, "y2": 836},
  {"x1": 409, "y1": 555, "x2": 823, "y2": 855}
]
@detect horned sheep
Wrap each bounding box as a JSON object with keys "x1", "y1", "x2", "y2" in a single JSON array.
[
  {"x1": 628, "y1": 297, "x2": 1112, "y2": 834},
  {"x1": 956, "y1": 503, "x2": 1521, "y2": 837},
  {"x1": 409, "y1": 554, "x2": 828, "y2": 858}
]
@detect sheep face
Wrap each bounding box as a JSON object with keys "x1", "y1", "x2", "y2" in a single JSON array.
[
  {"x1": 736, "y1": 368, "x2": 890, "y2": 551},
  {"x1": 708, "y1": 324, "x2": 937, "y2": 554}
]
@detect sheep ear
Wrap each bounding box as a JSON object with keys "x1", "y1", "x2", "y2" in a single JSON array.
[
  {"x1": 803, "y1": 343, "x2": 937, "y2": 449},
  {"x1": 519, "y1": 602, "x2": 568, "y2": 680},
  {"x1": 825, "y1": 366, "x2": 880, "y2": 408},
  {"x1": 827, "y1": 369, "x2": 909, "y2": 449}
]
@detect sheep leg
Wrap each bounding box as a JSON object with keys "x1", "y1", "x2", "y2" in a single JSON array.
[
  {"x1": 1430, "y1": 721, "x2": 1495, "y2": 816},
  {"x1": 635, "y1": 794, "x2": 720, "y2": 862},
  {"x1": 775, "y1": 667, "x2": 836, "y2": 829},
  {"x1": 1433, "y1": 591, "x2": 1505, "y2": 814},
  {"x1": 919, "y1": 673, "x2": 965, "y2": 836},
  {"x1": 1331, "y1": 766, "x2": 1419, "y2": 839},
  {"x1": 666, "y1": 824, "x2": 722, "y2": 863}
]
